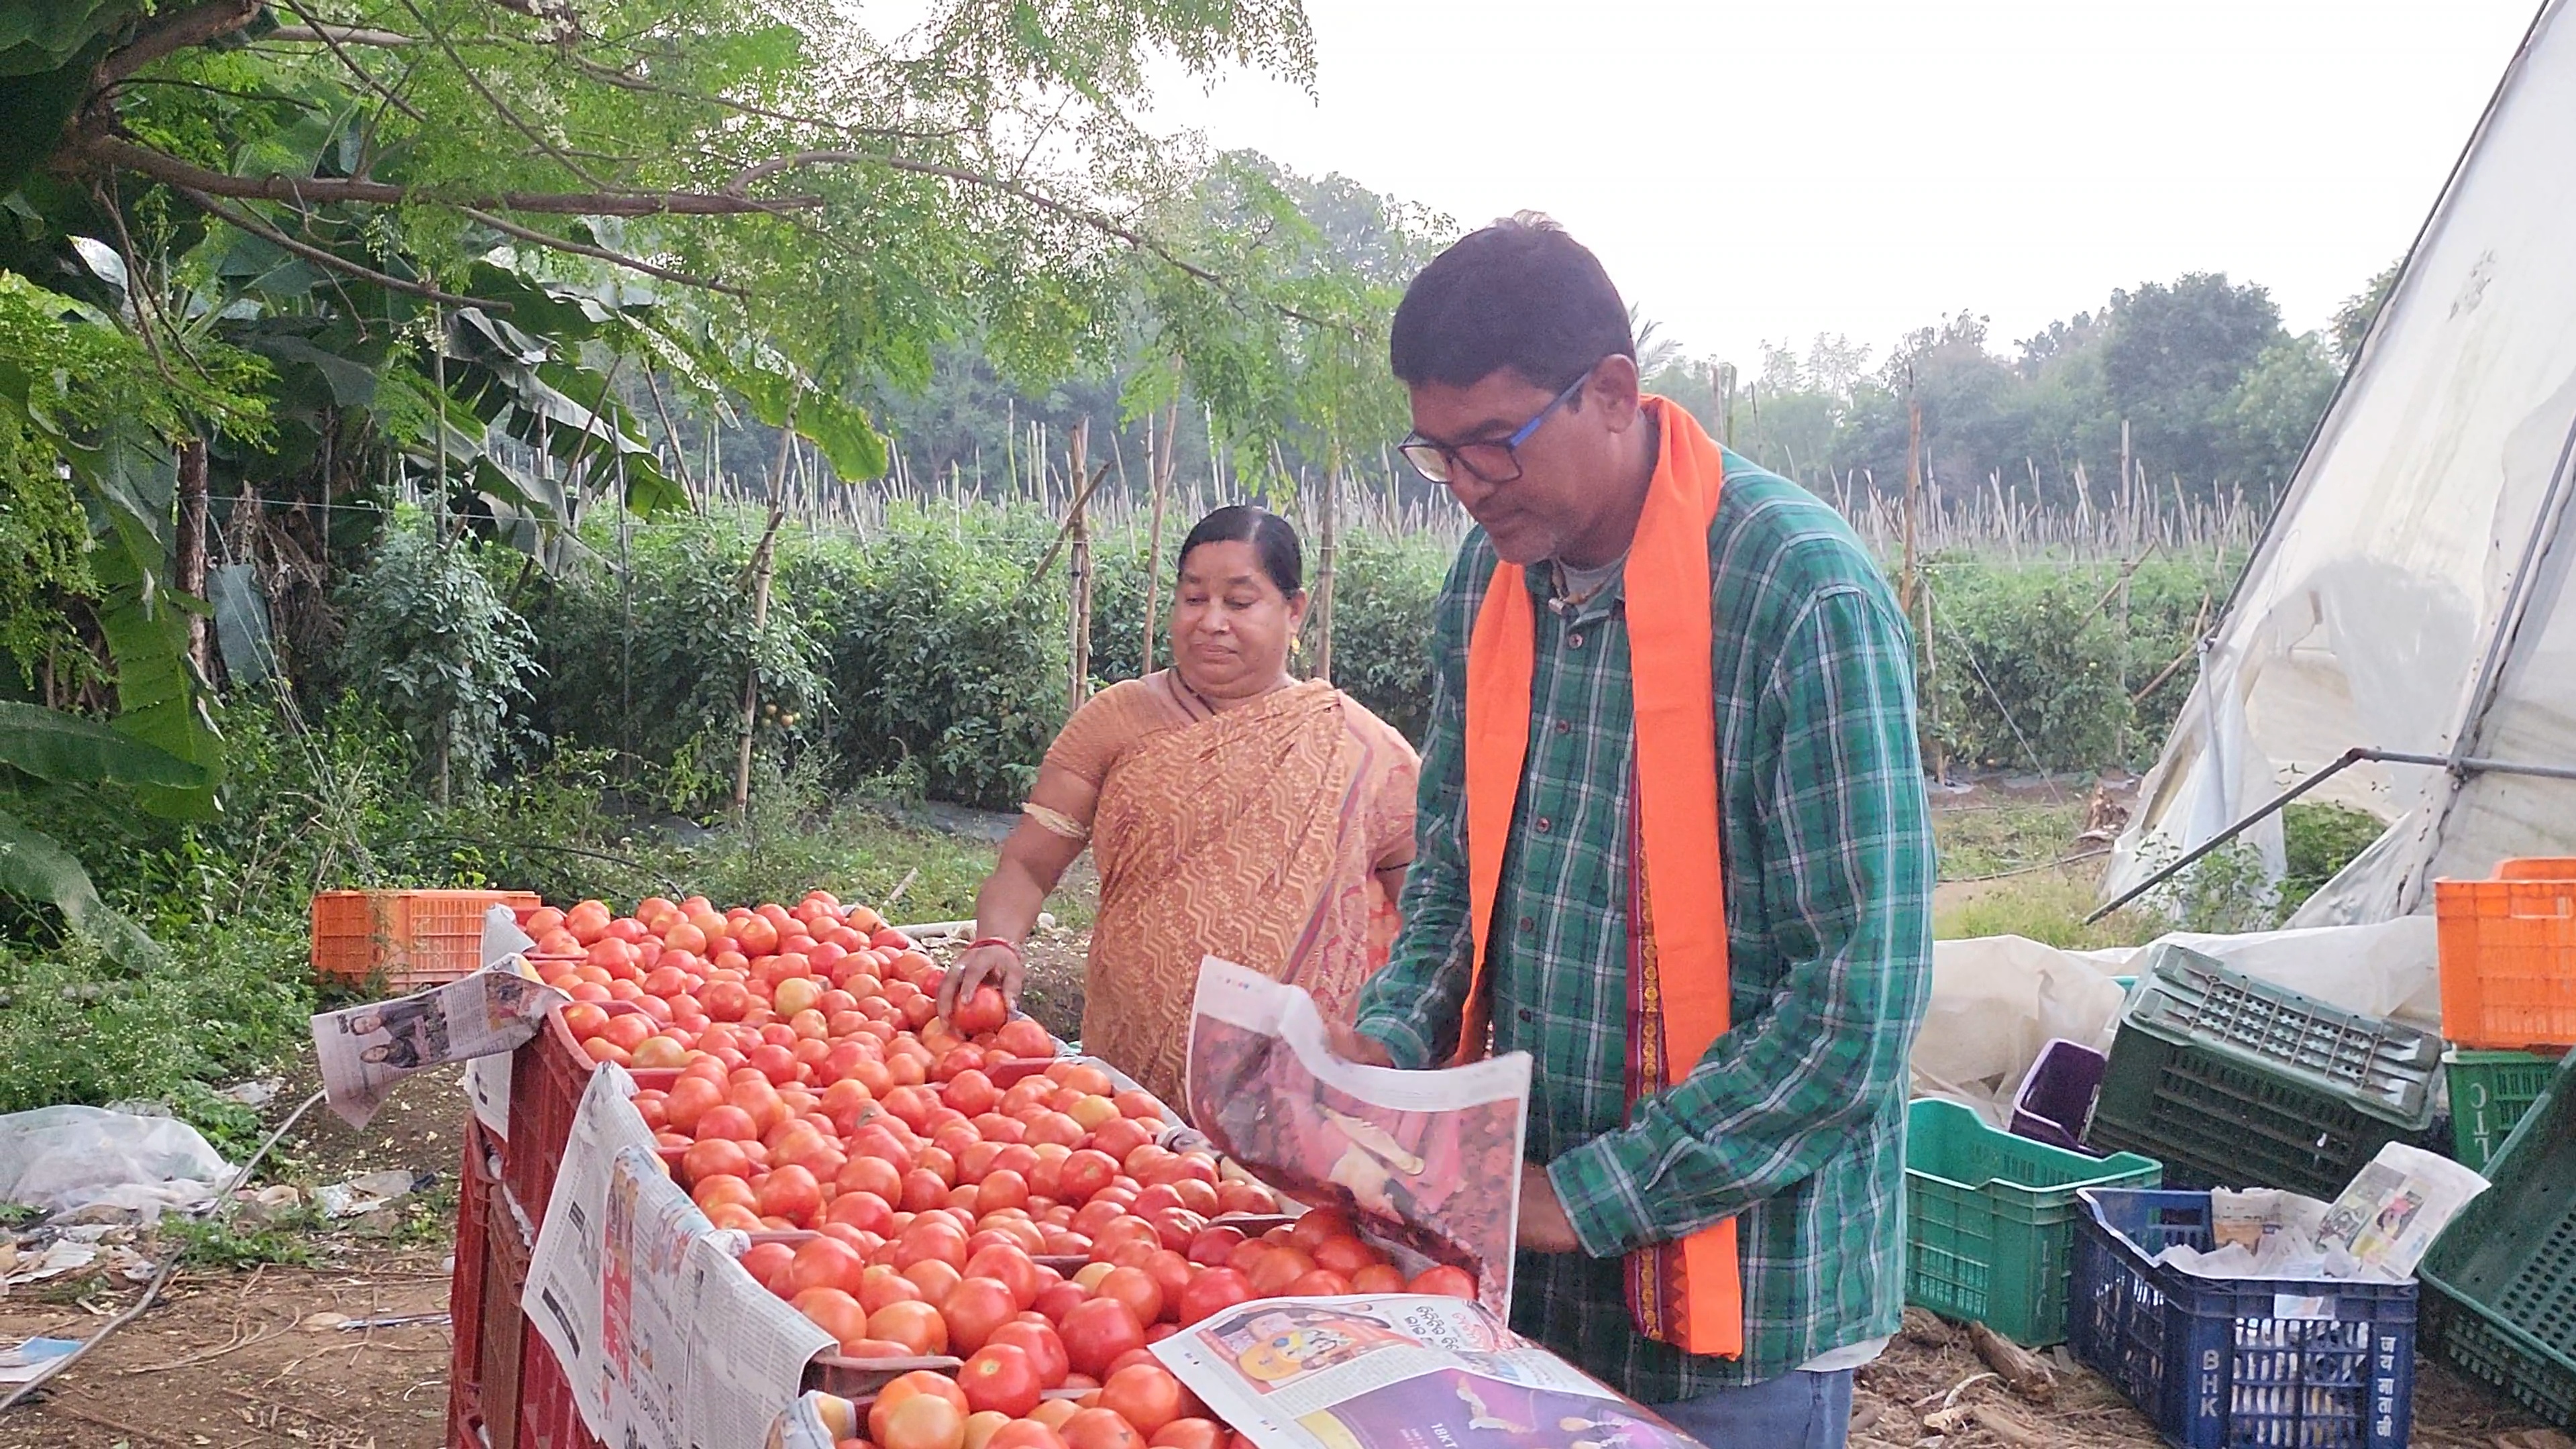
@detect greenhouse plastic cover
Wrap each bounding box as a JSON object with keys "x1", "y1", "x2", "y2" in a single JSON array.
[{"x1": 2106, "y1": 0, "x2": 2576, "y2": 924}]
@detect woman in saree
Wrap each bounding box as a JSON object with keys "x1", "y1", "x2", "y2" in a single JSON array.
[{"x1": 935, "y1": 506, "x2": 1419, "y2": 1105}]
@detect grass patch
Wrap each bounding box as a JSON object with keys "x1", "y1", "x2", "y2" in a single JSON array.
[
  {"x1": 1935, "y1": 873, "x2": 2167, "y2": 950},
  {"x1": 1931, "y1": 800, "x2": 2089, "y2": 879},
  {"x1": 162, "y1": 1207, "x2": 329, "y2": 1269}
]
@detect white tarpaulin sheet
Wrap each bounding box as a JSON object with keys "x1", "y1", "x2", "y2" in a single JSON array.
[{"x1": 2107, "y1": 0, "x2": 2576, "y2": 924}]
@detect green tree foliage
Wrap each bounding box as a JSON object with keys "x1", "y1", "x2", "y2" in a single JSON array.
[
  {"x1": 2334, "y1": 261, "x2": 2404, "y2": 366},
  {"x1": 1636, "y1": 267, "x2": 2375, "y2": 516},
  {"x1": 337, "y1": 523, "x2": 539, "y2": 796}
]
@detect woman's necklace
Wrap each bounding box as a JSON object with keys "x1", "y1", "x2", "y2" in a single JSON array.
[{"x1": 1168, "y1": 668, "x2": 1287, "y2": 718}]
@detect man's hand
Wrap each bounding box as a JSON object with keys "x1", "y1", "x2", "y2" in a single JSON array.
[
  {"x1": 937, "y1": 943, "x2": 1025, "y2": 1021},
  {"x1": 1517, "y1": 1162, "x2": 1582, "y2": 1253},
  {"x1": 1328, "y1": 1020, "x2": 1396, "y2": 1068}
]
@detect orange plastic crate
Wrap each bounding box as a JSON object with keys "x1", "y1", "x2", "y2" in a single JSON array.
[
  {"x1": 2438, "y1": 861, "x2": 2576, "y2": 1050},
  {"x1": 311, "y1": 889, "x2": 543, "y2": 993}
]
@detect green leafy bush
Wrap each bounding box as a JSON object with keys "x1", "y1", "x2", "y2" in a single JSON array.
[{"x1": 337, "y1": 523, "x2": 539, "y2": 794}]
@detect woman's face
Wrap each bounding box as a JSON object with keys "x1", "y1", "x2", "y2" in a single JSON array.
[{"x1": 1171, "y1": 539, "x2": 1305, "y2": 699}]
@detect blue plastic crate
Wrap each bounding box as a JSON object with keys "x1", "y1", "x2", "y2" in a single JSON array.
[{"x1": 2070, "y1": 1189, "x2": 2417, "y2": 1449}]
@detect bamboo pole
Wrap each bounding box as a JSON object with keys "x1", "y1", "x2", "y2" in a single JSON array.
[
  {"x1": 1142, "y1": 401, "x2": 1177, "y2": 674},
  {"x1": 733, "y1": 419, "x2": 797, "y2": 816},
  {"x1": 1066, "y1": 419, "x2": 1093, "y2": 713}
]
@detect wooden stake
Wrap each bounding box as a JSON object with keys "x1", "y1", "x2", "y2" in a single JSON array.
[
  {"x1": 733, "y1": 420, "x2": 796, "y2": 816},
  {"x1": 1142, "y1": 401, "x2": 1177, "y2": 674},
  {"x1": 1315, "y1": 454, "x2": 1340, "y2": 682},
  {"x1": 1067, "y1": 418, "x2": 1093, "y2": 713},
  {"x1": 176, "y1": 436, "x2": 211, "y2": 679}
]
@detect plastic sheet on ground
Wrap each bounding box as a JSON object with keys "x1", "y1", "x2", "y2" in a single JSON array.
[
  {"x1": 1913, "y1": 916, "x2": 2438, "y2": 1124},
  {"x1": 0, "y1": 1105, "x2": 233, "y2": 1219}
]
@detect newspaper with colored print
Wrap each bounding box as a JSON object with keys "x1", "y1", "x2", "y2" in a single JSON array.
[{"x1": 1151, "y1": 1293, "x2": 1705, "y2": 1449}]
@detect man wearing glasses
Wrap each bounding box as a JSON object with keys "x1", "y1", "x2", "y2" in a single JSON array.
[{"x1": 1344, "y1": 215, "x2": 1933, "y2": 1449}]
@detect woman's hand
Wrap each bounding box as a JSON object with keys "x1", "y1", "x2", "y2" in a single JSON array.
[{"x1": 938, "y1": 941, "x2": 1026, "y2": 1021}]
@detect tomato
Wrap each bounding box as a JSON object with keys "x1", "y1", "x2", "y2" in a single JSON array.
[
  {"x1": 1087, "y1": 1118, "x2": 1156, "y2": 1165},
  {"x1": 1098, "y1": 1364, "x2": 1185, "y2": 1436},
  {"x1": 954, "y1": 985, "x2": 1010, "y2": 1034},
  {"x1": 792, "y1": 1287, "x2": 871, "y2": 1348},
  {"x1": 1311, "y1": 1236, "x2": 1381, "y2": 1278},
  {"x1": 1348, "y1": 1264, "x2": 1406, "y2": 1294},
  {"x1": 957, "y1": 1342, "x2": 1044, "y2": 1417},
  {"x1": 1092, "y1": 1266, "x2": 1164, "y2": 1326},
  {"x1": 868, "y1": 1299, "x2": 951, "y2": 1356},
  {"x1": 1034, "y1": 1279, "x2": 1091, "y2": 1327},
  {"x1": 1148, "y1": 1420, "x2": 1224, "y2": 1449},
  {"x1": 965, "y1": 1244, "x2": 1043, "y2": 1309},
  {"x1": 997, "y1": 1018, "x2": 1054, "y2": 1057},
  {"x1": 1183, "y1": 1227, "x2": 1246, "y2": 1269},
  {"x1": 1284, "y1": 1269, "x2": 1352, "y2": 1298},
  {"x1": 896, "y1": 1222, "x2": 972, "y2": 1272},
  {"x1": 757, "y1": 1165, "x2": 825, "y2": 1225},
  {"x1": 1135, "y1": 1251, "x2": 1189, "y2": 1314},
  {"x1": 830, "y1": 1190, "x2": 896, "y2": 1236},
  {"x1": 904, "y1": 1258, "x2": 964, "y2": 1309},
  {"x1": 841, "y1": 1155, "x2": 906, "y2": 1202},
  {"x1": 738, "y1": 1240, "x2": 796, "y2": 1292},
  {"x1": 978, "y1": 1169, "x2": 1032, "y2": 1215},
  {"x1": 1058, "y1": 1408, "x2": 1144, "y2": 1449},
  {"x1": 988, "y1": 1419, "x2": 1069, "y2": 1449},
  {"x1": 1059, "y1": 1297, "x2": 1147, "y2": 1379},
  {"x1": 789, "y1": 1236, "x2": 869, "y2": 1297},
  {"x1": 1212, "y1": 1180, "x2": 1277, "y2": 1216},
  {"x1": 1407, "y1": 1265, "x2": 1478, "y2": 1299},
  {"x1": 860, "y1": 1263, "x2": 926, "y2": 1313},
  {"x1": 693, "y1": 1106, "x2": 759, "y2": 1144},
  {"x1": 664, "y1": 1075, "x2": 725, "y2": 1132},
  {"x1": 1244, "y1": 1246, "x2": 1315, "y2": 1297},
  {"x1": 987, "y1": 1318, "x2": 1070, "y2": 1387},
  {"x1": 1287, "y1": 1207, "x2": 1354, "y2": 1251},
  {"x1": 873, "y1": 1391, "x2": 967, "y2": 1449},
  {"x1": 1029, "y1": 1401, "x2": 1082, "y2": 1432},
  {"x1": 944, "y1": 1276, "x2": 1021, "y2": 1355},
  {"x1": 1173, "y1": 1268, "x2": 1252, "y2": 1328},
  {"x1": 966, "y1": 1411, "x2": 1014, "y2": 1449},
  {"x1": 947, "y1": 1069, "x2": 1002, "y2": 1118}
]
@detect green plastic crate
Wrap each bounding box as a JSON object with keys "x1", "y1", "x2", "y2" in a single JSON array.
[
  {"x1": 2083, "y1": 944, "x2": 2439, "y2": 1200},
  {"x1": 2423, "y1": 1049, "x2": 2576, "y2": 1428},
  {"x1": 1904, "y1": 1097, "x2": 2161, "y2": 1346},
  {"x1": 2447, "y1": 1048, "x2": 2561, "y2": 1172}
]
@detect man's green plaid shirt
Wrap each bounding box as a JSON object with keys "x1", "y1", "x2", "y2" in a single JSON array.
[{"x1": 1352, "y1": 457, "x2": 1936, "y2": 1400}]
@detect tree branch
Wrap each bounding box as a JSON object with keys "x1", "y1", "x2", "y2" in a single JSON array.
[
  {"x1": 271, "y1": 0, "x2": 425, "y2": 121},
  {"x1": 460, "y1": 207, "x2": 749, "y2": 298},
  {"x1": 100, "y1": 0, "x2": 262, "y2": 85},
  {"x1": 174, "y1": 188, "x2": 501, "y2": 309},
  {"x1": 264, "y1": 25, "x2": 418, "y2": 47},
  {"x1": 396, "y1": 0, "x2": 607, "y2": 189},
  {"x1": 76, "y1": 135, "x2": 824, "y2": 215}
]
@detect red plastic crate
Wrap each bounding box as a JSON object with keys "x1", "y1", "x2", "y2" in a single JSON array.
[
  {"x1": 448, "y1": 1122, "x2": 496, "y2": 1438},
  {"x1": 313, "y1": 889, "x2": 543, "y2": 991},
  {"x1": 2438, "y1": 861, "x2": 2576, "y2": 1049},
  {"x1": 514, "y1": 1318, "x2": 604, "y2": 1449}
]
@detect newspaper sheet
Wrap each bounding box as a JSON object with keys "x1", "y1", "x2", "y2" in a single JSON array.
[
  {"x1": 1187, "y1": 959, "x2": 1532, "y2": 1314},
  {"x1": 525, "y1": 1062, "x2": 835, "y2": 1448},
  {"x1": 766, "y1": 1392, "x2": 859, "y2": 1449},
  {"x1": 2314, "y1": 1142, "x2": 2490, "y2": 1279},
  {"x1": 311, "y1": 962, "x2": 562, "y2": 1128},
  {"x1": 1153, "y1": 1294, "x2": 1703, "y2": 1449},
  {"x1": 466, "y1": 906, "x2": 541, "y2": 1138}
]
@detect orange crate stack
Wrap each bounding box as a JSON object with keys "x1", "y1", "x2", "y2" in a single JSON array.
[
  {"x1": 311, "y1": 889, "x2": 543, "y2": 993},
  {"x1": 2436, "y1": 859, "x2": 2576, "y2": 1050}
]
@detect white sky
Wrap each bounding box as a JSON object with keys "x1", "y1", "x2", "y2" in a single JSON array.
[{"x1": 1128, "y1": 0, "x2": 2544, "y2": 369}]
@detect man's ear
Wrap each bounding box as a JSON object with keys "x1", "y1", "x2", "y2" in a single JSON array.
[{"x1": 1587, "y1": 354, "x2": 1645, "y2": 431}]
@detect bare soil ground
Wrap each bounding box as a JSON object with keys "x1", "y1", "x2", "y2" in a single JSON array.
[{"x1": 1, "y1": 790, "x2": 2554, "y2": 1447}]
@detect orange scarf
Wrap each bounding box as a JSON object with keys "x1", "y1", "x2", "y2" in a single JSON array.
[{"x1": 1459, "y1": 395, "x2": 1741, "y2": 1360}]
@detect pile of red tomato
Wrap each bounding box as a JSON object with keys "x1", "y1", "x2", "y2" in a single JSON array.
[{"x1": 527, "y1": 892, "x2": 1475, "y2": 1449}]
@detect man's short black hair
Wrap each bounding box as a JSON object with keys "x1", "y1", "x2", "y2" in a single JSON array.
[{"x1": 1389, "y1": 213, "x2": 1634, "y2": 395}]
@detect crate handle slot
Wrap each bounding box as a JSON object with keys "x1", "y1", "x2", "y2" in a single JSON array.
[{"x1": 2509, "y1": 894, "x2": 2576, "y2": 920}]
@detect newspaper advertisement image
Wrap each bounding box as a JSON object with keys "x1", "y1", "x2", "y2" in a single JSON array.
[
  {"x1": 311, "y1": 962, "x2": 563, "y2": 1128},
  {"x1": 523, "y1": 1061, "x2": 835, "y2": 1448},
  {"x1": 1154, "y1": 1293, "x2": 1703, "y2": 1449},
  {"x1": 1187, "y1": 959, "x2": 1532, "y2": 1314}
]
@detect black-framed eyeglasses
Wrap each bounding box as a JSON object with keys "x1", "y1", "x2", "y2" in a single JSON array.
[{"x1": 1397, "y1": 364, "x2": 1597, "y2": 486}]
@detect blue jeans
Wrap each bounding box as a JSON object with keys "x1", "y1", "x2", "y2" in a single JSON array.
[{"x1": 1652, "y1": 1369, "x2": 1854, "y2": 1449}]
